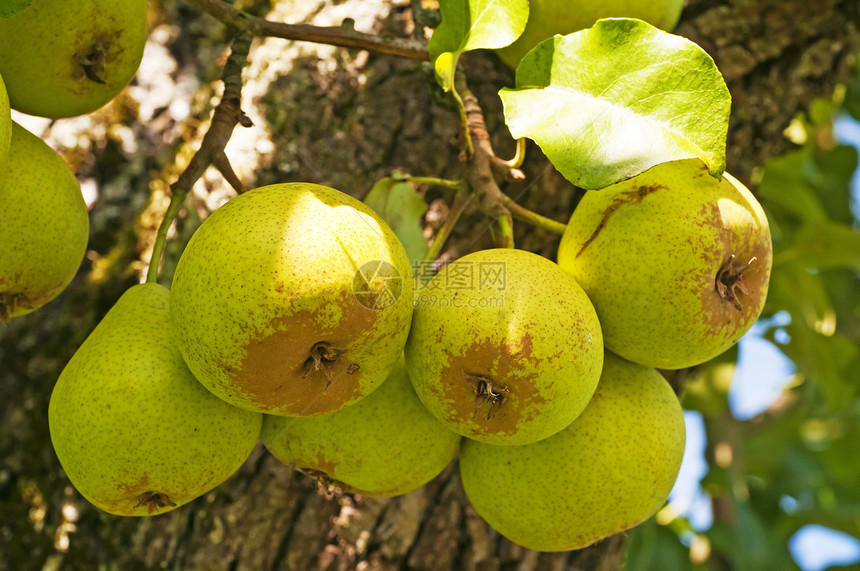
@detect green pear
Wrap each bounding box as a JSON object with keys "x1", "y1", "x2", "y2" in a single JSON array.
[
  {"x1": 0, "y1": 72, "x2": 10, "y2": 161},
  {"x1": 262, "y1": 357, "x2": 461, "y2": 497},
  {"x1": 49, "y1": 283, "x2": 262, "y2": 516},
  {"x1": 557, "y1": 158, "x2": 772, "y2": 370},
  {"x1": 497, "y1": 0, "x2": 684, "y2": 68},
  {"x1": 404, "y1": 248, "x2": 603, "y2": 446},
  {"x1": 0, "y1": 0, "x2": 147, "y2": 118},
  {"x1": 459, "y1": 350, "x2": 686, "y2": 552},
  {"x1": 170, "y1": 183, "x2": 414, "y2": 417},
  {"x1": 0, "y1": 122, "x2": 89, "y2": 323}
]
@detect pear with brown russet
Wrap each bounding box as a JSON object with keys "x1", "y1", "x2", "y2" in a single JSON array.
[
  {"x1": 405, "y1": 248, "x2": 603, "y2": 446},
  {"x1": 170, "y1": 183, "x2": 414, "y2": 417},
  {"x1": 0, "y1": 0, "x2": 147, "y2": 118},
  {"x1": 49, "y1": 283, "x2": 262, "y2": 516},
  {"x1": 557, "y1": 158, "x2": 772, "y2": 370}
]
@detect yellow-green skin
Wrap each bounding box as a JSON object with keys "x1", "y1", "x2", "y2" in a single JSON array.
[
  {"x1": 0, "y1": 122, "x2": 89, "y2": 322},
  {"x1": 262, "y1": 357, "x2": 461, "y2": 497},
  {"x1": 0, "y1": 0, "x2": 147, "y2": 118},
  {"x1": 170, "y1": 183, "x2": 414, "y2": 417},
  {"x1": 48, "y1": 283, "x2": 263, "y2": 516},
  {"x1": 0, "y1": 72, "x2": 10, "y2": 160},
  {"x1": 404, "y1": 248, "x2": 603, "y2": 446},
  {"x1": 557, "y1": 159, "x2": 772, "y2": 370},
  {"x1": 460, "y1": 350, "x2": 686, "y2": 552},
  {"x1": 497, "y1": 0, "x2": 684, "y2": 68}
]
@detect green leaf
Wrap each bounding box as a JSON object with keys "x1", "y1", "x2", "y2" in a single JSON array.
[
  {"x1": 775, "y1": 222, "x2": 860, "y2": 272},
  {"x1": 0, "y1": 0, "x2": 32, "y2": 17},
  {"x1": 500, "y1": 18, "x2": 731, "y2": 190},
  {"x1": 625, "y1": 519, "x2": 691, "y2": 571},
  {"x1": 757, "y1": 148, "x2": 829, "y2": 225},
  {"x1": 429, "y1": 0, "x2": 528, "y2": 91},
  {"x1": 364, "y1": 178, "x2": 429, "y2": 263}
]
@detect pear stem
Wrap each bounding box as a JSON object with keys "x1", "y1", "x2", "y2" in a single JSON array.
[
  {"x1": 145, "y1": 33, "x2": 253, "y2": 284},
  {"x1": 499, "y1": 193, "x2": 567, "y2": 235},
  {"x1": 403, "y1": 176, "x2": 462, "y2": 190},
  {"x1": 501, "y1": 138, "x2": 527, "y2": 169}
]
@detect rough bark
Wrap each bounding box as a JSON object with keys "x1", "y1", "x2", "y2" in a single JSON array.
[{"x1": 0, "y1": 0, "x2": 857, "y2": 569}]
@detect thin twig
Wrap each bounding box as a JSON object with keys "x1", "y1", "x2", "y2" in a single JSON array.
[
  {"x1": 500, "y1": 194, "x2": 567, "y2": 236},
  {"x1": 186, "y1": 0, "x2": 429, "y2": 60},
  {"x1": 405, "y1": 176, "x2": 462, "y2": 190},
  {"x1": 214, "y1": 150, "x2": 247, "y2": 194},
  {"x1": 146, "y1": 33, "x2": 253, "y2": 283}
]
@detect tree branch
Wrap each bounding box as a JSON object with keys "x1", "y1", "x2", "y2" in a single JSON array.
[
  {"x1": 146, "y1": 33, "x2": 253, "y2": 283},
  {"x1": 185, "y1": 0, "x2": 430, "y2": 60}
]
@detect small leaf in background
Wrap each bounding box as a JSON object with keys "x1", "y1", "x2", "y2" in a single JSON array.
[
  {"x1": 429, "y1": 0, "x2": 527, "y2": 91},
  {"x1": 500, "y1": 18, "x2": 731, "y2": 190},
  {"x1": 364, "y1": 178, "x2": 429, "y2": 263},
  {"x1": 775, "y1": 221, "x2": 860, "y2": 272},
  {"x1": 0, "y1": 0, "x2": 32, "y2": 18},
  {"x1": 757, "y1": 148, "x2": 829, "y2": 226}
]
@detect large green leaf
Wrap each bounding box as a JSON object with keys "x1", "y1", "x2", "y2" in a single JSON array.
[
  {"x1": 500, "y1": 18, "x2": 731, "y2": 190},
  {"x1": 0, "y1": 0, "x2": 32, "y2": 17},
  {"x1": 363, "y1": 178, "x2": 429, "y2": 263},
  {"x1": 429, "y1": 0, "x2": 527, "y2": 91}
]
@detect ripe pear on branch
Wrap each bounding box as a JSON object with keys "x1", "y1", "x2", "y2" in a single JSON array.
[
  {"x1": 0, "y1": 0, "x2": 147, "y2": 118},
  {"x1": 170, "y1": 183, "x2": 414, "y2": 417},
  {"x1": 49, "y1": 283, "x2": 263, "y2": 516},
  {"x1": 460, "y1": 350, "x2": 686, "y2": 552},
  {"x1": 557, "y1": 158, "x2": 772, "y2": 370},
  {"x1": 0, "y1": 122, "x2": 89, "y2": 323},
  {"x1": 262, "y1": 357, "x2": 461, "y2": 497},
  {"x1": 405, "y1": 248, "x2": 603, "y2": 446}
]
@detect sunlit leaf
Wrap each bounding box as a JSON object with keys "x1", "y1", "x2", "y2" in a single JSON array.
[
  {"x1": 429, "y1": 0, "x2": 528, "y2": 91},
  {"x1": 500, "y1": 18, "x2": 731, "y2": 190},
  {"x1": 364, "y1": 178, "x2": 428, "y2": 263},
  {"x1": 0, "y1": 0, "x2": 32, "y2": 17}
]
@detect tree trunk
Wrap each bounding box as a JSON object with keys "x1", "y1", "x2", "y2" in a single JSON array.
[{"x1": 1, "y1": 0, "x2": 857, "y2": 569}]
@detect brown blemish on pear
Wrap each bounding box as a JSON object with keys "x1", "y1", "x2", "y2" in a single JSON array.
[
  {"x1": 575, "y1": 184, "x2": 668, "y2": 258},
  {"x1": 436, "y1": 335, "x2": 546, "y2": 437},
  {"x1": 134, "y1": 491, "x2": 177, "y2": 514},
  {"x1": 301, "y1": 342, "x2": 349, "y2": 388},
  {"x1": 465, "y1": 374, "x2": 511, "y2": 420},
  {"x1": 715, "y1": 255, "x2": 757, "y2": 311},
  {"x1": 231, "y1": 296, "x2": 378, "y2": 416}
]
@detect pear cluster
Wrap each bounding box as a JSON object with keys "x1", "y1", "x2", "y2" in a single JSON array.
[
  {"x1": 5, "y1": 0, "x2": 772, "y2": 556},
  {"x1": 47, "y1": 157, "x2": 771, "y2": 553}
]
